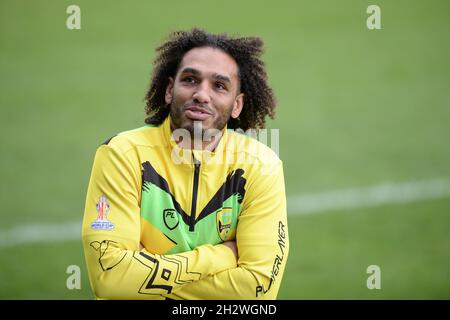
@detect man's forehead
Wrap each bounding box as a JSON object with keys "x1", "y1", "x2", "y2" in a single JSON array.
[{"x1": 178, "y1": 47, "x2": 238, "y2": 80}]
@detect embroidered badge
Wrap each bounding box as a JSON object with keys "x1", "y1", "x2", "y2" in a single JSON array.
[
  {"x1": 91, "y1": 195, "x2": 115, "y2": 230},
  {"x1": 216, "y1": 207, "x2": 234, "y2": 241},
  {"x1": 163, "y1": 208, "x2": 179, "y2": 230}
]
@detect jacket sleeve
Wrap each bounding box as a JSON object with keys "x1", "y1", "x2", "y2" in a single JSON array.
[
  {"x1": 82, "y1": 144, "x2": 237, "y2": 300},
  {"x1": 166, "y1": 160, "x2": 290, "y2": 300}
]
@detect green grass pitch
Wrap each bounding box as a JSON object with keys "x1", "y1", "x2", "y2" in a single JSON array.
[{"x1": 0, "y1": 0, "x2": 449, "y2": 299}]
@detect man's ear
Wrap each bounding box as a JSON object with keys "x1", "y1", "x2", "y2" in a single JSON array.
[
  {"x1": 231, "y1": 93, "x2": 244, "y2": 119},
  {"x1": 165, "y1": 77, "x2": 174, "y2": 105}
]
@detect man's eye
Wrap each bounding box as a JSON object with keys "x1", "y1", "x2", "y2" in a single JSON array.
[
  {"x1": 183, "y1": 77, "x2": 196, "y2": 83},
  {"x1": 215, "y1": 82, "x2": 226, "y2": 90}
]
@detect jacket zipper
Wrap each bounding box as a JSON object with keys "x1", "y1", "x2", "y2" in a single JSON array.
[{"x1": 189, "y1": 156, "x2": 201, "y2": 232}]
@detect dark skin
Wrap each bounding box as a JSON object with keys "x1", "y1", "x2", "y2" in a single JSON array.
[{"x1": 165, "y1": 47, "x2": 244, "y2": 151}]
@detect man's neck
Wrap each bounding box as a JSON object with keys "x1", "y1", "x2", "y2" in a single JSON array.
[{"x1": 171, "y1": 127, "x2": 225, "y2": 152}]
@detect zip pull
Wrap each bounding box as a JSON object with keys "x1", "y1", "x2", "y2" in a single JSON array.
[{"x1": 189, "y1": 155, "x2": 201, "y2": 232}]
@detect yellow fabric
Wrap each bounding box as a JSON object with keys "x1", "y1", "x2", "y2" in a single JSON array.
[{"x1": 82, "y1": 116, "x2": 289, "y2": 299}]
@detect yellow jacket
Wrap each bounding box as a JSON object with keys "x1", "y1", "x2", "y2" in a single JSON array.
[{"x1": 82, "y1": 116, "x2": 289, "y2": 299}]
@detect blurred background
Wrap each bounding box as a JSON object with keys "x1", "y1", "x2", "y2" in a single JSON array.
[{"x1": 0, "y1": 0, "x2": 449, "y2": 299}]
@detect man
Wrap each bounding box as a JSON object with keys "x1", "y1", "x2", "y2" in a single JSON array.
[{"x1": 82, "y1": 29, "x2": 289, "y2": 300}]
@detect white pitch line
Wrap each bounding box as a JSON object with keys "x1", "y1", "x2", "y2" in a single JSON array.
[
  {"x1": 288, "y1": 178, "x2": 450, "y2": 215},
  {"x1": 0, "y1": 222, "x2": 81, "y2": 248},
  {"x1": 1, "y1": 179, "x2": 450, "y2": 248}
]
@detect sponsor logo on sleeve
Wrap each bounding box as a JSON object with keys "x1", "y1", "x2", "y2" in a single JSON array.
[
  {"x1": 91, "y1": 195, "x2": 115, "y2": 230},
  {"x1": 256, "y1": 220, "x2": 286, "y2": 297}
]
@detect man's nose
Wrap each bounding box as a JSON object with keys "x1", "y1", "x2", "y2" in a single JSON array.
[{"x1": 192, "y1": 82, "x2": 211, "y2": 104}]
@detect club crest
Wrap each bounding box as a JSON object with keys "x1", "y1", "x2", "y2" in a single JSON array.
[{"x1": 216, "y1": 207, "x2": 234, "y2": 241}]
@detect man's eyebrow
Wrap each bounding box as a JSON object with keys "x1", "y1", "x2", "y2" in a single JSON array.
[
  {"x1": 180, "y1": 67, "x2": 201, "y2": 76},
  {"x1": 213, "y1": 74, "x2": 231, "y2": 83},
  {"x1": 180, "y1": 68, "x2": 231, "y2": 84}
]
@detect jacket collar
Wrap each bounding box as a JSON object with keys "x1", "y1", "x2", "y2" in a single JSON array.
[{"x1": 162, "y1": 115, "x2": 229, "y2": 165}]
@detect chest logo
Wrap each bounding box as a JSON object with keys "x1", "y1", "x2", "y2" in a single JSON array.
[
  {"x1": 216, "y1": 207, "x2": 234, "y2": 241},
  {"x1": 163, "y1": 208, "x2": 179, "y2": 230}
]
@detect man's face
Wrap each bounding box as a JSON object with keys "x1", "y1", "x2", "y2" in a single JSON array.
[{"x1": 165, "y1": 47, "x2": 244, "y2": 136}]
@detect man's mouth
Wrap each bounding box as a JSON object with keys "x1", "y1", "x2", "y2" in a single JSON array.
[{"x1": 184, "y1": 106, "x2": 212, "y2": 121}]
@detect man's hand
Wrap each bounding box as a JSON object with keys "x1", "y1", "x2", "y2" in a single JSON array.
[{"x1": 222, "y1": 241, "x2": 238, "y2": 260}]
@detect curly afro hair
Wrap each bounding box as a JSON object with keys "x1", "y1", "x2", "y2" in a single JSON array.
[{"x1": 144, "y1": 28, "x2": 277, "y2": 131}]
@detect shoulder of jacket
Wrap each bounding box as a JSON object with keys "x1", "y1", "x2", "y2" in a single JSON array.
[
  {"x1": 100, "y1": 124, "x2": 164, "y2": 154},
  {"x1": 227, "y1": 129, "x2": 281, "y2": 165}
]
